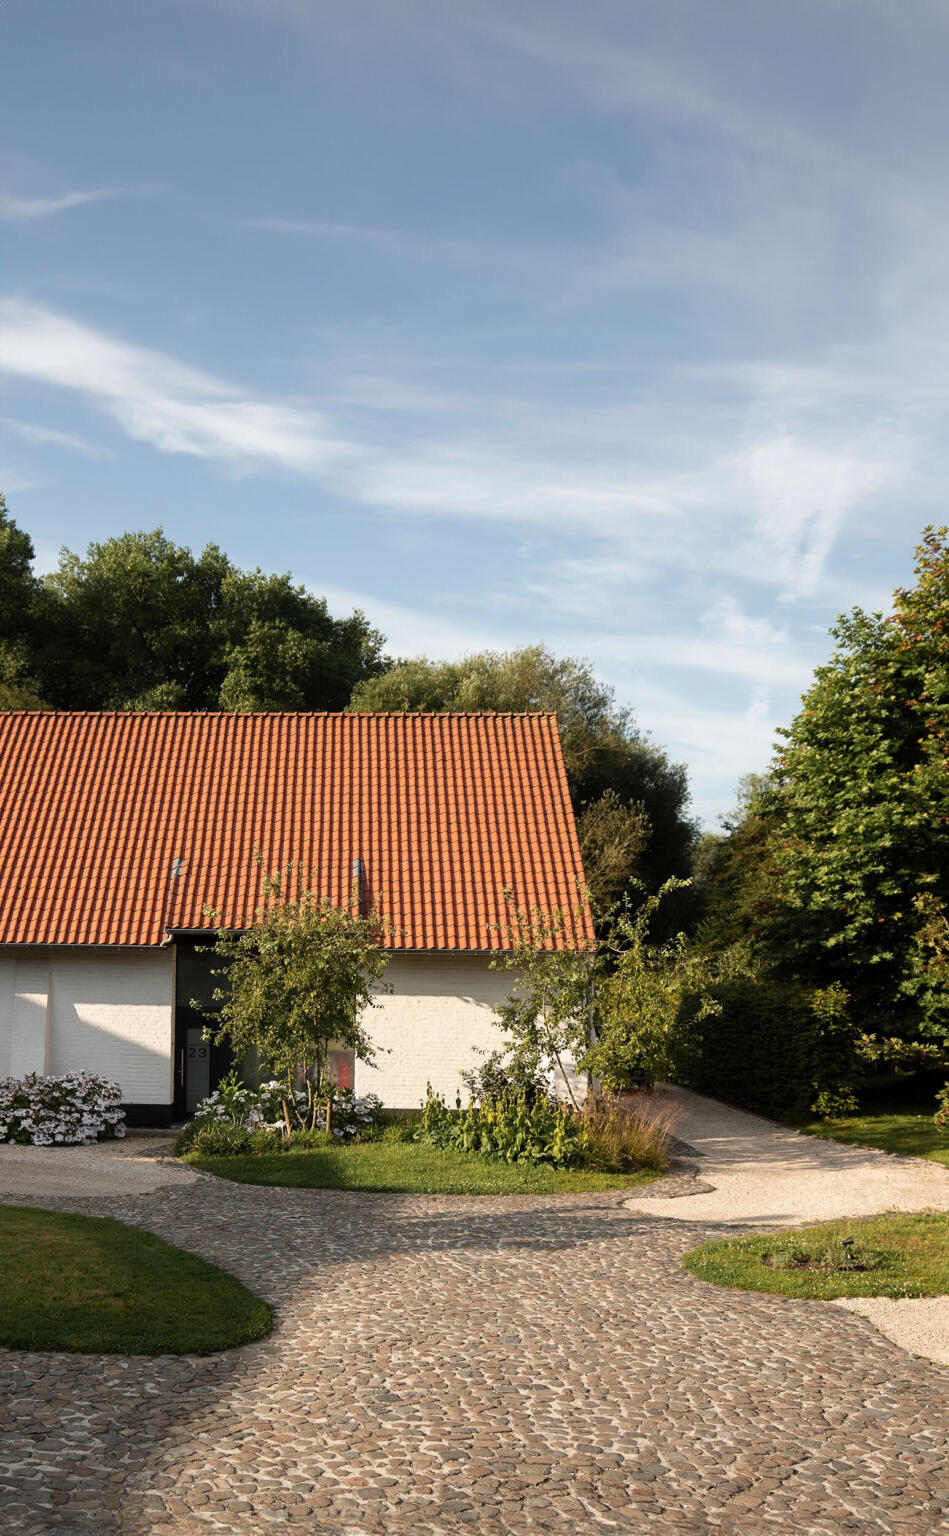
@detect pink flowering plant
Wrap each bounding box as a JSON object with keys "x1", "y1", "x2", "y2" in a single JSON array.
[{"x1": 0, "y1": 1072, "x2": 125, "y2": 1145}]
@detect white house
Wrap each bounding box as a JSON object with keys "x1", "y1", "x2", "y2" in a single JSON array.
[{"x1": 0, "y1": 710, "x2": 592, "y2": 1120}]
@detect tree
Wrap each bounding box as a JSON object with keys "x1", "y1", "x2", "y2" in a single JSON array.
[
  {"x1": 0, "y1": 643, "x2": 46, "y2": 710},
  {"x1": 0, "y1": 496, "x2": 45, "y2": 707},
  {"x1": 486, "y1": 881, "x2": 721, "y2": 1104},
  {"x1": 202, "y1": 867, "x2": 391, "y2": 1131},
  {"x1": 692, "y1": 774, "x2": 781, "y2": 954},
  {"x1": 0, "y1": 495, "x2": 39, "y2": 642},
  {"x1": 214, "y1": 566, "x2": 388, "y2": 712},
  {"x1": 582, "y1": 881, "x2": 720, "y2": 1090},
  {"x1": 351, "y1": 645, "x2": 697, "y2": 924},
  {"x1": 488, "y1": 891, "x2": 597, "y2": 1110},
  {"x1": 32, "y1": 526, "x2": 387, "y2": 711},
  {"x1": 577, "y1": 789, "x2": 650, "y2": 917},
  {"x1": 765, "y1": 527, "x2": 949, "y2": 1057}
]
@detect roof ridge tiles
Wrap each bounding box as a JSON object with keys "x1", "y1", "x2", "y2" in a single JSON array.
[{"x1": 0, "y1": 709, "x2": 559, "y2": 720}]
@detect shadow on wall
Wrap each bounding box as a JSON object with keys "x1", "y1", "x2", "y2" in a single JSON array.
[{"x1": 0, "y1": 948, "x2": 175, "y2": 1122}]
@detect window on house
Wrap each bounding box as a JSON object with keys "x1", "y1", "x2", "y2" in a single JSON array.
[{"x1": 327, "y1": 1046, "x2": 355, "y2": 1090}]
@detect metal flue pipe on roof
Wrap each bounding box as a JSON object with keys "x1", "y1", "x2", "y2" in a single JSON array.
[{"x1": 352, "y1": 857, "x2": 365, "y2": 917}]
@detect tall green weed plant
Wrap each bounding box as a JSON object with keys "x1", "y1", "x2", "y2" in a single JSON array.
[
  {"x1": 416, "y1": 1087, "x2": 585, "y2": 1168},
  {"x1": 415, "y1": 1086, "x2": 673, "y2": 1172}
]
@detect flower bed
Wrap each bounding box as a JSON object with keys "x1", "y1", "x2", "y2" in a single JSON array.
[
  {"x1": 174, "y1": 1074, "x2": 385, "y2": 1156},
  {"x1": 0, "y1": 1072, "x2": 125, "y2": 1145}
]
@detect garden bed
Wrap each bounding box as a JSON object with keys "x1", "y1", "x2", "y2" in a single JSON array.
[{"x1": 177, "y1": 1076, "x2": 677, "y2": 1192}]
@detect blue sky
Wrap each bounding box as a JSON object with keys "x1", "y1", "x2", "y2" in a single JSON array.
[{"x1": 1, "y1": 1, "x2": 944, "y2": 824}]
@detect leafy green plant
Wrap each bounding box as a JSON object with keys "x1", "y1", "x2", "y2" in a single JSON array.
[
  {"x1": 415, "y1": 1086, "x2": 586, "y2": 1168},
  {"x1": 248, "y1": 1127, "x2": 288, "y2": 1154},
  {"x1": 378, "y1": 1116, "x2": 417, "y2": 1144},
  {"x1": 583, "y1": 881, "x2": 718, "y2": 1089},
  {"x1": 415, "y1": 1085, "x2": 673, "y2": 1172},
  {"x1": 459, "y1": 1049, "x2": 552, "y2": 1106},
  {"x1": 489, "y1": 891, "x2": 596, "y2": 1110},
  {"x1": 184, "y1": 1120, "x2": 255, "y2": 1157},
  {"x1": 285, "y1": 1127, "x2": 335, "y2": 1150},
  {"x1": 765, "y1": 1238, "x2": 883, "y2": 1273}
]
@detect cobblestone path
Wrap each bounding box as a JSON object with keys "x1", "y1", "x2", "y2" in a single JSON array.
[{"x1": 1, "y1": 1179, "x2": 947, "y2": 1536}]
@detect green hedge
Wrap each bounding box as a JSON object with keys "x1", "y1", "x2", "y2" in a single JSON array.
[{"x1": 685, "y1": 978, "x2": 858, "y2": 1117}]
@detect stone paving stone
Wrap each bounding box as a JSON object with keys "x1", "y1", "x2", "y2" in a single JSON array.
[{"x1": 0, "y1": 1180, "x2": 947, "y2": 1534}]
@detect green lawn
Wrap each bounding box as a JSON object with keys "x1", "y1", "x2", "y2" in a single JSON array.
[
  {"x1": 0, "y1": 1204, "x2": 272, "y2": 1355},
  {"x1": 790, "y1": 1106, "x2": 949, "y2": 1167},
  {"x1": 186, "y1": 1139, "x2": 663, "y2": 1194},
  {"x1": 683, "y1": 1212, "x2": 949, "y2": 1300}
]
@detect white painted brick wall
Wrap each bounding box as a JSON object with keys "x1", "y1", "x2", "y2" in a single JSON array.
[
  {"x1": 10, "y1": 956, "x2": 51, "y2": 1077},
  {"x1": 354, "y1": 954, "x2": 514, "y2": 1109},
  {"x1": 47, "y1": 949, "x2": 174, "y2": 1105},
  {"x1": 0, "y1": 957, "x2": 16, "y2": 1076}
]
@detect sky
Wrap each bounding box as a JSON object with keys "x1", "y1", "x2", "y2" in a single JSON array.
[{"x1": 1, "y1": 0, "x2": 946, "y2": 825}]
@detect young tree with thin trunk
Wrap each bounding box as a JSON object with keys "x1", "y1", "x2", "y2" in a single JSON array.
[{"x1": 203, "y1": 866, "x2": 390, "y2": 1132}]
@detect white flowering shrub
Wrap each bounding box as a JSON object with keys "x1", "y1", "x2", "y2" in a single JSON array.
[
  {"x1": 0, "y1": 1072, "x2": 126, "y2": 1145},
  {"x1": 192, "y1": 1076, "x2": 289, "y2": 1131},
  {"x1": 324, "y1": 1088, "x2": 385, "y2": 1140},
  {"x1": 181, "y1": 1073, "x2": 385, "y2": 1153}
]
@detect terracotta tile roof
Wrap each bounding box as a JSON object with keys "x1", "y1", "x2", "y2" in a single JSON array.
[{"x1": 0, "y1": 712, "x2": 592, "y2": 951}]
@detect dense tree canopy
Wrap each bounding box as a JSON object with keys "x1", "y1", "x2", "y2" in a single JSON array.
[
  {"x1": 0, "y1": 495, "x2": 45, "y2": 709},
  {"x1": 0, "y1": 511, "x2": 387, "y2": 712},
  {"x1": 693, "y1": 774, "x2": 780, "y2": 954},
  {"x1": 351, "y1": 645, "x2": 698, "y2": 919},
  {"x1": 764, "y1": 527, "x2": 949, "y2": 1047}
]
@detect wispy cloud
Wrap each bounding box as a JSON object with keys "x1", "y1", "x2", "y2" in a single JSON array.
[
  {"x1": 609, "y1": 598, "x2": 813, "y2": 690},
  {"x1": 732, "y1": 434, "x2": 903, "y2": 600},
  {"x1": 1, "y1": 416, "x2": 108, "y2": 459},
  {"x1": 0, "y1": 300, "x2": 356, "y2": 472},
  {"x1": 245, "y1": 206, "x2": 814, "y2": 314},
  {"x1": 244, "y1": 216, "x2": 495, "y2": 267},
  {"x1": 349, "y1": 441, "x2": 674, "y2": 527},
  {"x1": 602, "y1": 671, "x2": 783, "y2": 812},
  {"x1": 0, "y1": 190, "x2": 114, "y2": 222},
  {"x1": 0, "y1": 298, "x2": 901, "y2": 610}
]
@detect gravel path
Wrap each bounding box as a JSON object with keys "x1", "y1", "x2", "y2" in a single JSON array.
[
  {"x1": 0, "y1": 1133, "x2": 197, "y2": 1197},
  {"x1": 626, "y1": 1087, "x2": 949, "y2": 1369},
  {"x1": 626, "y1": 1087, "x2": 949, "y2": 1225},
  {"x1": 1, "y1": 1174, "x2": 948, "y2": 1535}
]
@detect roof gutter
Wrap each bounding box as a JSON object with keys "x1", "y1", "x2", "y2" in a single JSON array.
[{"x1": 161, "y1": 925, "x2": 249, "y2": 945}]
